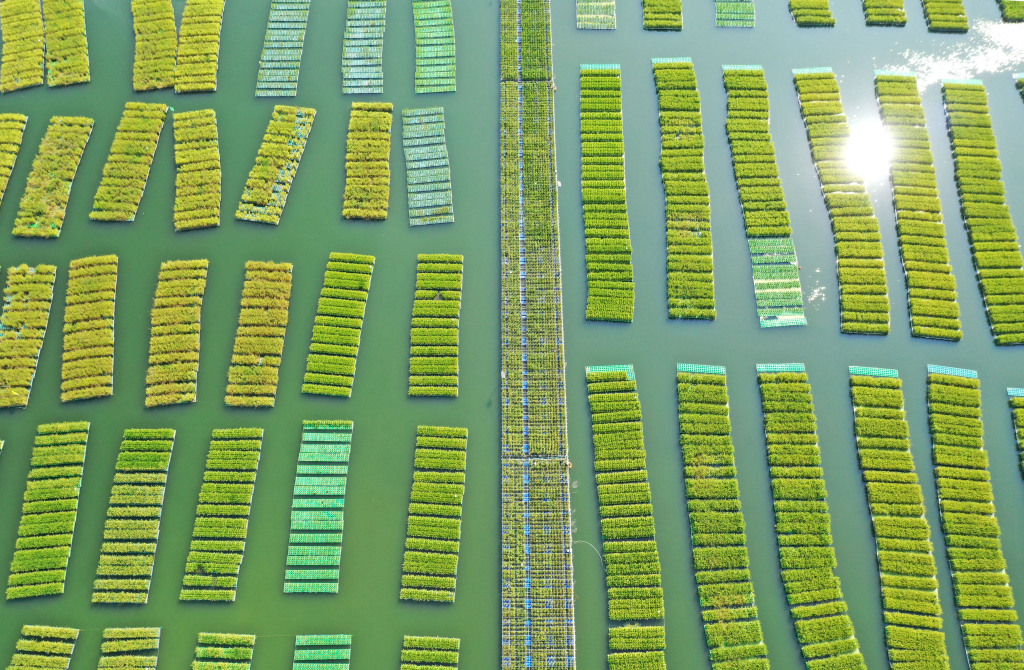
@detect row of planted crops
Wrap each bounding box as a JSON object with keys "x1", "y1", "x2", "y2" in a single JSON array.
[
  {"x1": 0, "y1": 252, "x2": 465, "y2": 409},
  {"x1": 572, "y1": 360, "x2": 1024, "y2": 669}
]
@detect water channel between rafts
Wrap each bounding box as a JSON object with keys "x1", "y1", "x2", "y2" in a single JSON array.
[{"x1": 1, "y1": 1, "x2": 1024, "y2": 668}]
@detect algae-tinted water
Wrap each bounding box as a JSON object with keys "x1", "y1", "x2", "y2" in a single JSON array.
[{"x1": 0, "y1": 1, "x2": 1023, "y2": 669}]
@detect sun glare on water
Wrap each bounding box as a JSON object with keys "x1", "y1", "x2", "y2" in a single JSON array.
[{"x1": 845, "y1": 121, "x2": 894, "y2": 184}]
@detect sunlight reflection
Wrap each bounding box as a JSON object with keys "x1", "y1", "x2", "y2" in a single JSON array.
[
  {"x1": 845, "y1": 120, "x2": 893, "y2": 184},
  {"x1": 887, "y1": 20, "x2": 1024, "y2": 88}
]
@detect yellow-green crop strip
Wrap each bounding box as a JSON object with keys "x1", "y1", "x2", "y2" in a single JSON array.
[
  {"x1": 400, "y1": 636, "x2": 459, "y2": 669},
  {"x1": 131, "y1": 0, "x2": 177, "y2": 92},
  {"x1": 173, "y1": 109, "x2": 221, "y2": 231},
  {"x1": 61, "y1": 255, "x2": 118, "y2": 403},
  {"x1": 92, "y1": 430, "x2": 175, "y2": 604},
  {"x1": 192, "y1": 633, "x2": 255, "y2": 670},
  {"x1": 1009, "y1": 388, "x2": 1024, "y2": 476},
  {"x1": 180, "y1": 429, "x2": 264, "y2": 602},
  {"x1": 0, "y1": 264, "x2": 58, "y2": 409},
  {"x1": 175, "y1": 0, "x2": 225, "y2": 93},
  {"x1": 652, "y1": 59, "x2": 715, "y2": 320},
  {"x1": 643, "y1": 0, "x2": 682, "y2": 28},
  {"x1": 409, "y1": 254, "x2": 463, "y2": 397},
  {"x1": 400, "y1": 426, "x2": 468, "y2": 603},
  {"x1": 577, "y1": 0, "x2": 616, "y2": 29},
  {"x1": 864, "y1": 0, "x2": 907, "y2": 24},
  {"x1": 0, "y1": 0, "x2": 45, "y2": 93},
  {"x1": 12, "y1": 116, "x2": 94, "y2": 239},
  {"x1": 236, "y1": 105, "x2": 315, "y2": 225},
  {"x1": 42, "y1": 0, "x2": 90, "y2": 87},
  {"x1": 875, "y1": 72, "x2": 962, "y2": 341},
  {"x1": 0, "y1": 113, "x2": 27, "y2": 207},
  {"x1": 4, "y1": 626, "x2": 79, "y2": 670},
  {"x1": 145, "y1": 259, "x2": 209, "y2": 407},
  {"x1": 225, "y1": 261, "x2": 293, "y2": 408},
  {"x1": 6, "y1": 422, "x2": 90, "y2": 601},
  {"x1": 98, "y1": 628, "x2": 160, "y2": 670},
  {"x1": 793, "y1": 69, "x2": 890, "y2": 335},
  {"x1": 91, "y1": 102, "x2": 169, "y2": 222},
  {"x1": 921, "y1": 0, "x2": 967, "y2": 31},
  {"x1": 580, "y1": 65, "x2": 634, "y2": 323},
  {"x1": 848, "y1": 367, "x2": 950, "y2": 670},
  {"x1": 342, "y1": 102, "x2": 393, "y2": 221}
]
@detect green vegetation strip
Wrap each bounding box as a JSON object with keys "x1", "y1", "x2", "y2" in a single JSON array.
[
  {"x1": 921, "y1": 0, "x2": 967, "y2": 31},
  {"x1": 285, "y1": 421, "x2": 352, "y2": 594},
  {"x1": 793, "y1": 69, "x2": 889, "y2": 335},
  {"x1": 999, "y1": 0, "x2": 1024, "y2": 19},
  {"x1": 91, "y1": 102, "x2": 168, "y2": 222},
  {"x1": 145, "y1": 259, "x2": 208, "y2": 407},
  {"x1": 1017, "y1": 73, "x2": 1024, "y2": 100},
  {"x1": 864, "y1": 0, "x2": 907, "y2": 25},
  {"x1": 174, "y1": 109, "x2": 221, "y2": 231},
  {"x1": 1009, "y1": 388, "x2": 1024, "y2": 476},
  {"x1": 941, "y1": 80, "x2": 1024, "y2": 345},
  {"x1": 236, "y1": 105, "x2": 315, "y2": 225},
  {"x1": 180, "y1": 429, "x2": 264, "y2": 602},
  {"x1": 292, "y1": 635, "x2": 351, "y2": 670},
  {"x1": 131, "y1": 0, "x2": 176, "y2": 91},
  {"x1": 927, "y1": 367, "x2": 1024, "y2": 666},
  {"x1": 577, "y1": 0, "x2": 616, "y2": 29},
  {"x1": 175, "y1": 0, "x2": 225, "y2": 93},
  {"x1": 755, "y1": 366, "x2": 868, "y2": 669},
  {"x1": 409, "y1": 253, "x2": 463, "y2": 397},
  {"x1": 0, "y1": 264, "x2": 57, "y2": 408},
  {"x1": 93, "y1": 429, "x2": 175, "y2": 604},
  {"x1": 225, "y1": 261, "x2": 293, "y2": 408},
  {"x1": 716, "y1": 0, "x2": 755, "y2": 27},
  {"x1": 5, "y1": 626, "x2": 78, "y2": 670},
  {"x1": 401, "y1": 636, "x2": 459, "y2": 669},
  {"x1": 643, "y1": 0, "x2": 682, "y2": 28},
  {"x1": 43, "y1": 0, "x2": 90, "y2": 87},
  {"x1": 343, "y1": 102, "x2": 393, "y2": 221},
  {"x1": 677, "y1": 365, "x2": 769, "y2": 670},
  {"x1": 255, "y1": 0, "x2": 312, "y2": 97},
  {"x1": 6, "y1": 421, "x2": 90, "y2": 600},
  {"x1": 848, "y1": 368, "x2": 950, "y2": 670},
  {"x1": 876, "y1": 73, "x2": 962, "y2": 341},
  {"x1": 0, "y1": 0, "x2": 45, "y2": 93},
  {"x1": 652, "y1": 59, "x2": 714, "y2": 320},
  {"x1": 580, "y1": 65, "x2": 634, "y2": 323},
  {"x1": 400, "y1": 426, "x2": 468, "y2": 603},
  {"x1": 192, "y1": 633, "x2": 255, "y2": 670},
  {"x1": 402, "y1": 108, "x2": 454, "y2": 226},
  {"x1": 341, "y1": 0, "x2": 386, "y2": 95},
  {"x1": 61, "y1": 255, "x2": 118, "y2": 402},
  {"x1": 791, "y1": 0, "x2": 834, "y2": 26},
  {"x1": 99, "y1": 628, "x2": 159, "y2": 670},
  {"x1": 586, "y1": 366, "x2": 667, "y2": 668},
  {"x1": 724, "y1": 66, "x2": 806, "y2": 328},
  {"x1": 12, "y1": 116, "x2": 94, "y2": 239},
  {"x1": 0, "y1": 114, "x2": 27, "y2": 207},
  {"x1": 302, "y1": 253, "x2": 374, "y2": 398},
  {"x1": 412, "y1": 0, "x2": 455, "y2": 93}
]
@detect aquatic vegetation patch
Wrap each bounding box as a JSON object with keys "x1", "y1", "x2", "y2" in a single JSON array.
[
  {"x1": 643, "y1": 0, "x2": 682, "y2": 29},
  {"x1": 343, "y1": 102, "x2": 393, "y2": 221},
  {"x1": 875, "y1": 73, "x2": 962, "y2": 341},
  {"x1": 145, "y1": 259, "x2": 208, "y2": 407},
  {"x1": 341, "y1": 0, "x2": 386, "y2": 94},
  {"x1": 940, "y1": 80, "x2": 1024, "y2": 345},
  {"x1": 5, "y1": 626, "x2": 78, "y2": 670},
  {"x1": 6, "y1": 422, "x2": 90, "y2": 600},
  {"x1": 175, "y1": 0, "x2": 225, "y2": 93},
  {"x1": 173, "y1": 109, "x2": 221, "y2": 230},
  {"x1": 192, "y1": 633, "x2": 256, "y2": 670},
  {"x1": 409, "y1": 253, "x2": 463, "y2": 397},
  {"x1": 91, "y1": 102, "x2": 168, "y2": 222},
  {"x1": 92, "y1": 430, "x2": 175, "y2": 604},
  {"x1": 0, "y1": 264, "x2": 57, "y2": 408},
  {"x1": 652, "y1": 59, "x2": 714, "y2": 320},
  {"x1": 848, "y1": 367, "x2": 950, "y2": 670},
  {"x1": 676, "y1": 365, "x2": 770, "y2": 670},
  {"x1": 236, "y1": 105, "x2": 315, "y2": 225},
  {"x1": 285, "y1": 421, "x2": 352, "y2": 594},
  {"x1": 402, "y1": 108, "x2": 454, "y2": 226},
  {"x1": 225, "y1": 261, "x2": 293, "y2": 408},
  {"x1": 400, "y1": 426, "x2": 469, "y2": 603},
  {"x1": 255, "y1": 0, "x2": 312, "y2": 97},
  {"x1": 12, "y1": 115, "x2": 94, "y2": 238},
  {"x1": 793, "y1": 69, "x2": 890, "y2": 335},
  {"x1": 61, "y1": 255, "x2": 118, "y2": 402},
  {"x1": 926, "y1": 366, "x2": 1024, "y2": 667},
  {"x1": 43, "y1": 0, "x2": 90, "y2": 87},
  {"x1": 580, "y1": 65, "x2": 634, "y2": 323},
  {"x1": 0, "y1": 0, "x2": 45, "y2": 93},
  {"x1": 292, "y1": 635, "x2": 351, "y2": 670},
  {"x1": 302, "y1": 253, "x2": 374, "y2": 398},
  {"x1": 99, "y1": 628, "x2": 160, "y2": 670},
  {"x1": 755, "y1": 365, "x2": 868, "y2": 670},
  {"x1": 131, "y1": 0, "x2": 176, "y2": 91},
  {"x1": 412, "y1": 0, "x2": 455, "y2": 93},
  {"x1": 180, "y1": 429, "x2": 264, "y2": 602},
  {"x1": 400, "y1": 636, "x2": 459, "y2": 669}
]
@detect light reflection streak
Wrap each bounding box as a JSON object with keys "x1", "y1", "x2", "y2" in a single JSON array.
[{"x1": 886, "y1": 21, "x2": 1024, "y2": 88}]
